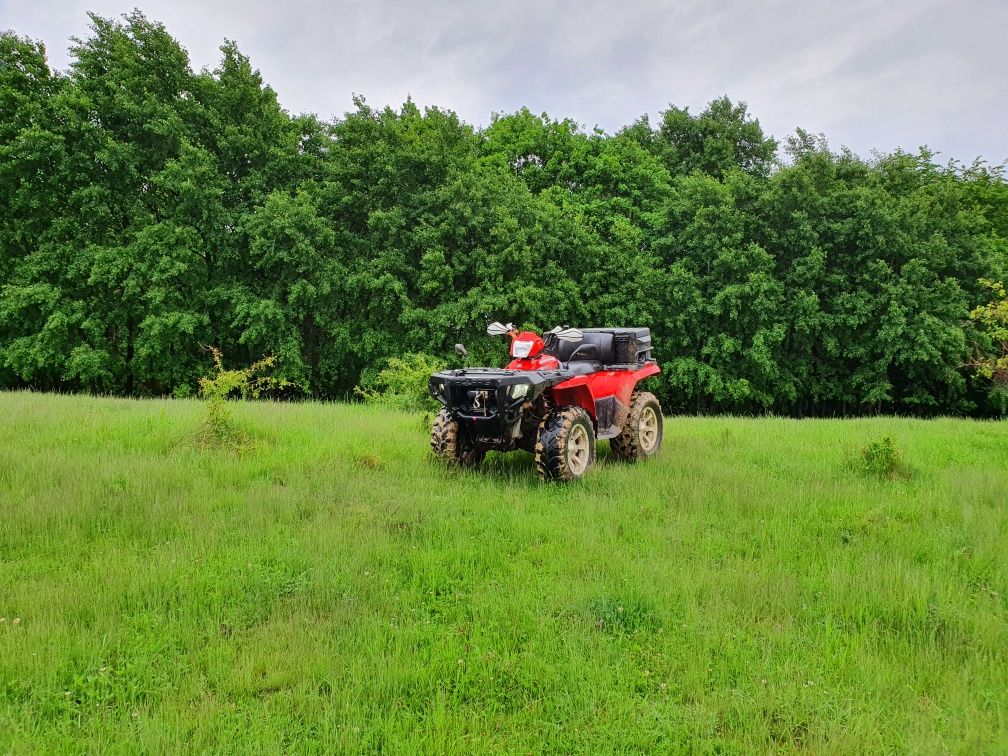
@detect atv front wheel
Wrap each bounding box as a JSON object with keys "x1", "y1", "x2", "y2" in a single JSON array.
[
  {"x1": 535, "y1": 406, "x2": 596, "y2": 482},
  {"x1": 431, "y1": 408, "x2": 485, "y2": 467},
  {"x1": 610, "y1": 391, "x2": 663, "y2": 462}
]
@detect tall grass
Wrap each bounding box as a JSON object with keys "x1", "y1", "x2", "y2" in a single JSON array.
[{"x1": 1, "y1": 391, "x2": 1006, "y2": 752}]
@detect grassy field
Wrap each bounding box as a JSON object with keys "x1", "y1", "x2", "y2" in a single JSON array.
[{"x1": 0, "y1": 391, "x2": 1006, "y2": 752}]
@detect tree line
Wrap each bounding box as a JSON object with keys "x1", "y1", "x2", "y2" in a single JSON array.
[{"x1": 2, "y1": 12, "x2": 1006, "y2": 415}]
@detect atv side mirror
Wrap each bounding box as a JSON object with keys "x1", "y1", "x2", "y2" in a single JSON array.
[
  {"x1": 454, "y1": 343, "x2": 468, "y2": 359},
  {"x1": 486, "y1": 321, "x2": 510, "y2": 336},
  {"x1": 568, "y1": 343, "x2": 598, "y2": 361}
]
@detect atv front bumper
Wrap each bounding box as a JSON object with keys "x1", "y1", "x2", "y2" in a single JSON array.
[{"x1": 429, "y1": 367, "x2": 572, "y2": 435}]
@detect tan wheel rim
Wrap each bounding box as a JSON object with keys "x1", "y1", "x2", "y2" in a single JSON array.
[
  {"x1": 567, "y1": 423, "x2": 591, "y2": 476},
  {"x1": 640, "y1": 406, "x2": 659, "y2": 452}
]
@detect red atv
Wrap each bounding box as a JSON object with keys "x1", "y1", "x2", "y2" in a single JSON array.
[{"x1": 429, "y1": 322, "x2": 662, "y2": 481}]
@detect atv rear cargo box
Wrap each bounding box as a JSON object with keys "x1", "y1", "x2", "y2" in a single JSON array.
[{"x1": 547, "y1": 327, "x2": 652, "y2": 366}]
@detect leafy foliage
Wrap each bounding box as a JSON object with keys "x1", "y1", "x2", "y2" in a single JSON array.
[
  {"x1": 197, "y1": 346, "x2": 284, "y2": 446},
  {"x1": 860, "y1": 435, "x2": 908, "y2": 480},
  {"x1": 355, "y1": 353, "x2": 446, "y2": 413},
  {"x1": 1, "y1": 13, "x2": 1007, "y2": 416},
  {"x1": 968, "y1": 279, "x2": 1008, "y2": 384}
]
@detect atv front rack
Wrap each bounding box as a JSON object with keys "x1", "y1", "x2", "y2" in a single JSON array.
[{"x1": 429, "y1": 368, "x2": 572, "y2": 425}]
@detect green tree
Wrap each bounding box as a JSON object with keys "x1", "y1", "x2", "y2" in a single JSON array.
[
  {"x1": 1, "y1": 12, "x2": 1006, "y2": 417},
  {"x1": 629, "y1": 96, "x2": 778, "y2": 179},
  {"x1": 967, "y1": 279, "x2": 1008, "y2": 410}
]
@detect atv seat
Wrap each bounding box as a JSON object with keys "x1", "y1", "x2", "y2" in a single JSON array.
[{"x1": 553, "y1": 331, "x2": 616, "y2": 364}]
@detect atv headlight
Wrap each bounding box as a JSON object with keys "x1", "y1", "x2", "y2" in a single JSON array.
[
  {"x1": 511, "y1": 340, "x2": 534, "y2": 358},
  {"x1": 431, "y1": 380, "x2": 446, "y2": 401},
  {"x1": 509, "y1": 382, "x2": 530, "y2": 400}
]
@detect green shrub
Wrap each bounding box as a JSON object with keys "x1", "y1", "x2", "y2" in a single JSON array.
[
  {"x1": 197, "y1": 347, "x2": 287, "y2": 447},
  {"x1": 860, "y1": 435, "x2": 908, "y2": 480},
  {"x1": 172, "y1": 383, "x2": 194, "y2": 400},
  {"x1": 355, "y1": 353, "x2": 446, "y2": 413},
  {"x1": 967, "y1": 279, "x2": 1008, "y2": 414}
]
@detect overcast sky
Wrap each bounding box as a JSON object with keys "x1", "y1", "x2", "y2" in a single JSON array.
[{"x1": 2, "y1": 0, "x2": 1006, "y2": 163}]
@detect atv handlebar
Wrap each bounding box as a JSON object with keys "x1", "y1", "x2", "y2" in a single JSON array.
[{"x1": 487, "y1": 321, "x2": 582, "y2": 343}]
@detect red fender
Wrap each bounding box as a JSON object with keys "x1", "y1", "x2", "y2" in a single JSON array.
[
  {"x1": 550, "y1": 381, "x2": 596, "y2": 419},
  {"x1": 551, "y1": 362, "x2": 660, "y2": 423}
]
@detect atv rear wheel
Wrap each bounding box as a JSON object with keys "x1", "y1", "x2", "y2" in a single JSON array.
[
  {"x1": 431, "y1": 408, "x2": 485, "y2": 467},
  {"x1": 535, "y1": 406, "x2": 596, "y2": 482},
  {"x1": 610, "y1": 391, "x2": 663, "y2": 462}
]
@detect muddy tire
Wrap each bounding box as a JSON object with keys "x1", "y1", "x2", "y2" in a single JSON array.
[
  {"x1": 535, "y1": 405, "x2": 596, "y2": 482},
  {"x1": 610, "y1": 391, "x2": 663, "y2": 462},
  {"x1": 430, "y1": 408, "x2": 485, "y2": 467}
]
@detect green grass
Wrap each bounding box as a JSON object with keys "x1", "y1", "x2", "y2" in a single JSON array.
[{"x1": 1, "y1": 391, "x2": 1007, "y2": 753}]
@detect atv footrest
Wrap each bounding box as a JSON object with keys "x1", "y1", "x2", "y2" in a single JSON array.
[{"x1": 593, "y1": 395, "x2": 629, "y2": 440}]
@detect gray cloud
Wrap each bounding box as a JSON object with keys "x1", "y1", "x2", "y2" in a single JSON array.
[{"x1": 1, "y1": 0, "x2": 1005, "y2": 162}]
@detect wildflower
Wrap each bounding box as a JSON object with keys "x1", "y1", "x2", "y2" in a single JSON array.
[{"x1": 12, "y1": 618, "x2": 20, "y2": 625}]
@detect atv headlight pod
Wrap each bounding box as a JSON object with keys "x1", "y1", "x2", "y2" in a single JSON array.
[
  {"x1": 431, "y1": 380, "x2": 446, "y2": 402},
  {"x1": 511, "y1": 339, "x2": 534, "y2": 358},
  {"x1": 508, "y1": 382, "x2": 530, "y2": 400}
]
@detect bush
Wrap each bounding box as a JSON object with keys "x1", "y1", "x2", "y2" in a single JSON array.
[
  {"x1": 860, "y1": 435, "x2": 908, "y2": 480},
  {"x1": 355, "y1": 353, "x2": 446, "y2": 413},
  {"x1": 967, "y1": 278, "x2": 1008, "y2": 413},
  {"x1": 197, "y1": 347, "x2": 287, "y2": 447}
]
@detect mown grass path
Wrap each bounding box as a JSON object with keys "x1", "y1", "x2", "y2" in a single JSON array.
[{"x1": 1, "y1": 391, "x2": 1006, "y2": 752}]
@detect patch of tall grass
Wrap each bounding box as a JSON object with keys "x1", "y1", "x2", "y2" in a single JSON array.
[{"x1": 0, "y1": 392, "x2": 1006, "y2": 752}]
